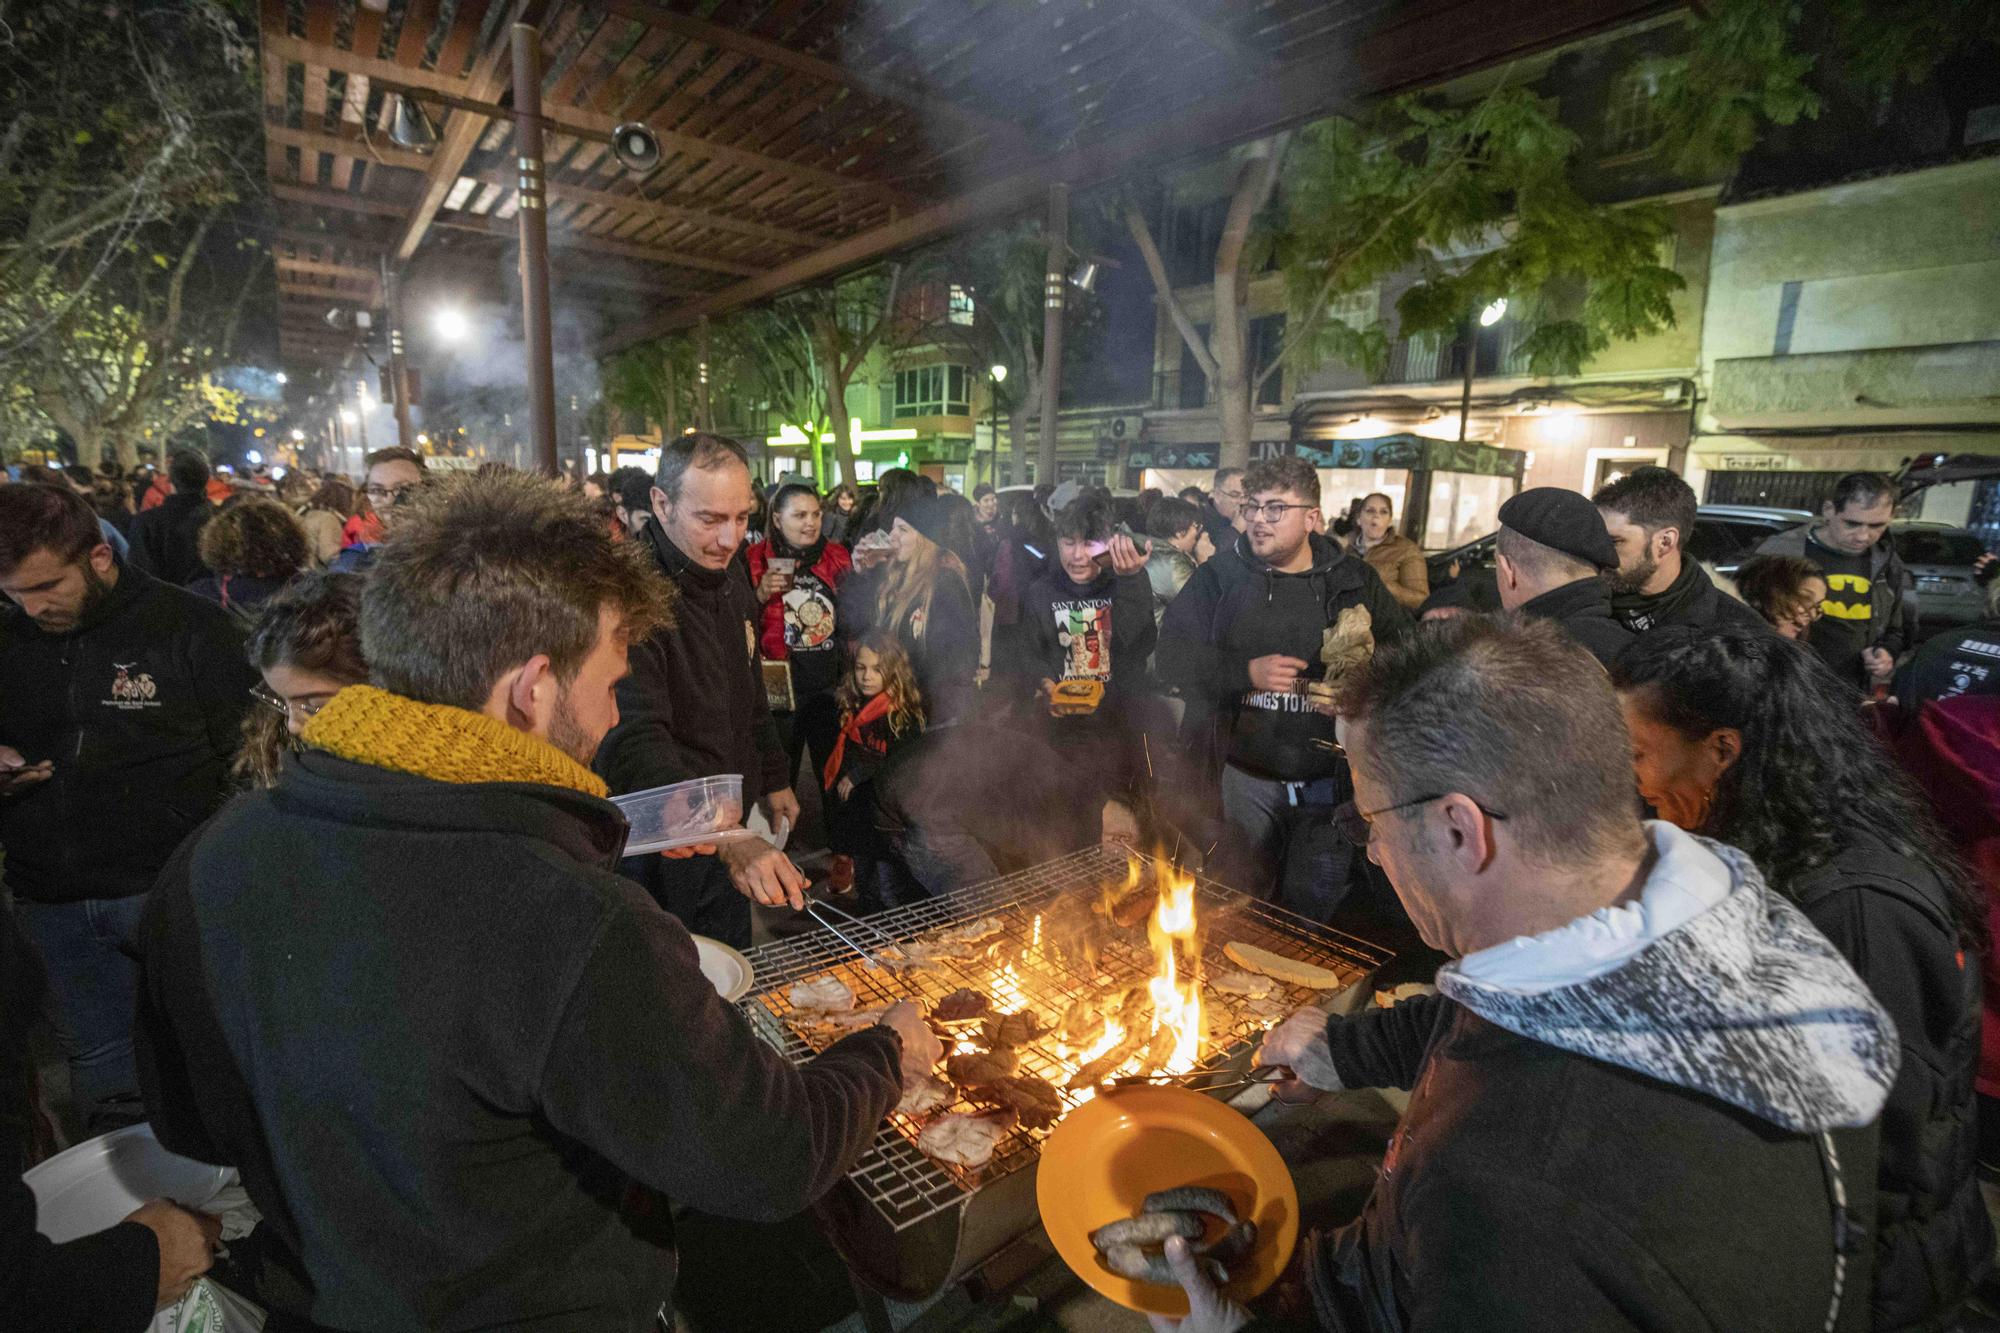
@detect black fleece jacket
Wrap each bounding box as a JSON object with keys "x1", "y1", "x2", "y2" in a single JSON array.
[
  {"x1": 1520, "y1": 576, "x2": 1636, "y2": 668},
  {"x1": 136, "y1": 751, "x2": 902, "y2": 1332},
  {"x1": 127, "y1": 491, "x2": 212, "y2": 586},
  {"x1": 1022, "y1": 564, "x2": 1157, "y2": 698},
  {"x1": 1307, "y1": 996, "x2": 1878, "y2": 1333},
  {"x1": 0, "y1": 563, "x2": 256, "y2": 902},
  {"x1": 1156, "y1": 534, "x2": 1412, "y2": 782},
  {"x1": 595, "y1": 520, "x2": 789, "y2": 804}
]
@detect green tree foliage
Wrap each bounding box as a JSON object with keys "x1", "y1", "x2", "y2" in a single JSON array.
[{"x1": 1272, "y1": 87, "x2": 1685, "y2": 389}]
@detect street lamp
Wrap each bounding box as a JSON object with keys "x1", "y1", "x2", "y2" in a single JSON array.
[
  {"x1": 1479, "y1": 297, "x2": 1509, "y2": 327},
  {"x1": 290, "y1": 429, "x2": 304, "y2": 442},
  {"x1": 274, "y1": 371, "x2": 288, "y2": 385},
  {"x1": 433, "y1": 306, "x2": 470, "y2": 343}
]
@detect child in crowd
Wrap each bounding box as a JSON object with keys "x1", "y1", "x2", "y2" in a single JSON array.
[{"x1": 820, "y1": 631, "x2": 925, "y2": 909}]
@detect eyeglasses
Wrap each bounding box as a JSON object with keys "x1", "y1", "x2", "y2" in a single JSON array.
[
  {"x1": 364, "y1": 483, "x2": 421, "y2": 505},
  {"x1": 1219, "y1": 489, "x2": 1245, "y2": 501},
  {"x1": 249, "y1": 685, "x2": 333, "y2": 722},
  {"x1": 1241, "y1": 501, "x2": 1318, "y2": 523},
  {"x1": 1333, "y1": 794, "x2": 1510, "y2": 847}
]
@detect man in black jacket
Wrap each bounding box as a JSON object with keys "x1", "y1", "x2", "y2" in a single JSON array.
[
  {"x1": 136, "y1": 472, "x2": 938, "y2": 1332},
  {"x1": 1492, "y1": 487, "x2": 1634, "y2": 667},
  {"x1": 1158, "y1": 457, "x2": 1411, "y2": 919},
  {"x1": 1154, "y1": 616, "x2": 1896, "y2": 1333},
  {"x1": 126, "y1": 450, "x2": 215, "y2": 586},
  {"x1": 0, "y1": 482, "x2": 254, "y2": 1129},
  {"x1": 595, "y1": 433, "x2": 804, "y2": 949},
  {"x1": 1594, "y1": 466, "x2": 1768, "y2": 638}
]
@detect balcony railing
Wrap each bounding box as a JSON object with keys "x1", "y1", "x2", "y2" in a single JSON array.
[{"x1": 1380, "y1": 325, "x2": 1534, "y2": 385}]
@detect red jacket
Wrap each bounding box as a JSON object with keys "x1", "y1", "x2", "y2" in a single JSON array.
[{"x1": 745, "y1": 540, "x2": 851, "y2": 685}]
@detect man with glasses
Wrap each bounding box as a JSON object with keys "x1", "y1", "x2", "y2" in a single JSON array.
[
  {"x1": 1201, "y1": 467, "x2": 1247, "y2": 553},
  {"x1": 0, "y1": 481, "x2": 256, "y2": 1130},
  {"x1": 331, "y1": 446, "x2": 427, "y2": 574},
  {"x1": 1145, "y1": 615, "x2": 1895, "y2": 1332},
  {"x1": 1158, "y1": 457, "x2": 1411, "y2": 919}
]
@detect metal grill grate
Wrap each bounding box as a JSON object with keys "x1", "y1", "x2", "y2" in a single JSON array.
[{"x1": 738, "y1": 847, "x2": 1390, "y2": 1231}]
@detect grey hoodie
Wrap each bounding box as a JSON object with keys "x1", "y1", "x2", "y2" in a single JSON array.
[{"x1": 1437, "y1": 834, "x2": 1899, "y2": 1133}]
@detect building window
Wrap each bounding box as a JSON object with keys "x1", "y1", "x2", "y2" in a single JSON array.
[
  {"x1": 894, "y1": 364, "x2": 971, "y2": 418},
  {"x1": 1604, "y1": 68, "x2": 1664, "y2": 156},
  {"x1": 1326, "y1": 286, "x2": 1378, "y2": 331},
  {"x1": 948, "y1": 284, "x2": 976, "y2": 326}
]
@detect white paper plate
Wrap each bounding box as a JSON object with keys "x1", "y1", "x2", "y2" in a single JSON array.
[
  {"x1": 26, "y1": 1123, "x2": 234, "y2": 1244},
  {"x1": 693, "y1": 935, "x2": 754, "y2": 1002}
]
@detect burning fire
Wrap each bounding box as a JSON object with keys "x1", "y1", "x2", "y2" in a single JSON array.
[{"x1": 1147, "y1": 872, "x2": 1203, "y2": 1074}]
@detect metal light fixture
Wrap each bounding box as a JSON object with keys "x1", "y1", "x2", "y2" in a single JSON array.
[
  {"x1": 389, "y1": 94, "x2": 440, "y2": 154},
  {"x1": 990, "y1": 363, "x2": 1008, "y2": 384},
  {"x1": 1068, "y1": 259, "x2": 1100, "y2": 293}
]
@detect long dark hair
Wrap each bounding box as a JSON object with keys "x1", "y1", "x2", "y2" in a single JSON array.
[{"x1": 1613, "y1": 626, "x2": 1985, "y2": 949}]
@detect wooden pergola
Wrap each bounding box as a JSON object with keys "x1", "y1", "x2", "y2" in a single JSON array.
[{"x1": 262, "y1": 0, "x2": 1669, "y2": 397}]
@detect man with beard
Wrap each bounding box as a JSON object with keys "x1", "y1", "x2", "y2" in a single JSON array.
[
  {"x1": 135, "y1": 472, "x2": 938, "y2": 1331},
  {"x1": 0, "y1": 481, "x2": 255, "y2": 1130},
  {"x1": 1594, "y1": 467, "x2": 1767, "y2": 639}
]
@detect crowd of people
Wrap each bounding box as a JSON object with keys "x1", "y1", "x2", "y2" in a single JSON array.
[{"x1": 2, "y1": 437, "x2": 1998, "y2": 1332}]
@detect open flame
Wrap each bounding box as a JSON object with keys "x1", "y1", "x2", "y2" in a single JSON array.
[{"x1": 1147, "y1": 871, "x2": 1204, "y2": 1074}]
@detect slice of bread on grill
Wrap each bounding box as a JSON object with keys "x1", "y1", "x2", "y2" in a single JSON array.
[{"x1": 1223, "y1": 940, "x2": 1344, "y2": 989}]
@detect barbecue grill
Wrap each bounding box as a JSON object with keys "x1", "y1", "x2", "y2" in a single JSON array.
[{"x1": 737, "y1": 845, "x2": 1391, "y2": 1302}]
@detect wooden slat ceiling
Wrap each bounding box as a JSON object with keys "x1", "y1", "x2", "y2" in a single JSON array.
[{"x1": 261, "y1": 0, "x2": 1672, "y2": 369}]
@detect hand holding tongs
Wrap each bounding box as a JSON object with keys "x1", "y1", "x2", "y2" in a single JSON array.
[{"x1": 1103, "y1": 1064, "x2": 1297, "y2": 1095}]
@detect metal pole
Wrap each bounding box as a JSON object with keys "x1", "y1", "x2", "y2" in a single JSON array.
[
  {"x1": 1037, "y1": 182, "x2": 1069, "y2": 486},
  {"x1": 512, "y1": 23, "x2": 558, "y2": 477},
  {"x1": 382, "y1": 258, "x2": 415, "y2": 451},
  {"x1": 696, "y1": 316, "x2": 713, "y2": 433},
  {"x1": 1457, "y1": 317, "x2": 1477, "y2": 443},
  {"x1": 354, "y1": 380, "x2": 371, "y2": 458},
  {"x1": 990, "y1": 371, "x2": 1000, "y2": 489}
]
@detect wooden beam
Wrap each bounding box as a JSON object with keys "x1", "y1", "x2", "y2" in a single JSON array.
[
  {"x1": 602, "y1": 0, "x2": 1671, "y2": 347},
  {"x1": 262, "y1": 28, "x2": 908, "y2": 210},
  {"x1": 265, "y1": 125, "x2": 432, "y2": 174},
  {"x1": 595, "y1": 0, "x2": 1031, "y2": 157},
  {"x1": 392, "y1": 1, "x2": 541, "y2": 264},
  {"x1": 271, "y1": 182, "x2": 411, "y2": 218},
  {"x1": 268, "y1": 227, "x2": 392, "y2": 256},
  {"x1": 432, "y1": 212, "x2": 753, "y2": 278},
  {"x1": 275, "y1": 257, "x2": 381, "y2": 283},
  {"x1": 466, "y1": 169, "x2": 823, "y2": 249}
]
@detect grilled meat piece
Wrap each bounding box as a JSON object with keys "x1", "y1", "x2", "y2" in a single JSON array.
[
  {"x1": 1100, "y1": 1243, "x2": 1225, "y2": 1286},
  {"x1": 975, "y1": 1074, "x2": 1064, "y2": 1129},
  {"x1": 1055, "y1": 999, "x2": 1106, "y2": 1050},
  {"x1": 789, "y1": 976, "x2": 856, "y2": 1011},
  {"x1": 980, "y1": 1009, "x2": 1048, "y2": 1049},
  {"x1": 1090, "y1": 1211, "x2": 1203, "y2": 1250},
  {"x1": 1196, "y1": 1220, "x2": 1259, "y2": 1264},
  {"x1": 916, "y1": 1108, "x2": 1017, "y2": 1170},
  {"x1": 1067, "y1": 1028, "x2": 1148, "y2": 1090},
  {"x1": 1210, "y1": 969, "x2": 1277, "y2": 998},
  {"x1": 896, "y1": 1075, "x2": 953, "y2": 1118},
  {"x1": 934, "y1": 915, "x2": 1006, "y2": 948},
  {"x1": 946, "y1": 1049, "x2": 1020, "y2": 1087},
  {"x1": 932, "y1": 988, "x2": 990, "y2": 1023}
]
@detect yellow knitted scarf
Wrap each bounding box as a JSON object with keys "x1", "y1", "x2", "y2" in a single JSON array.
[{"x1": 300, "y1": 684, "x2": 609, "y2": 798}]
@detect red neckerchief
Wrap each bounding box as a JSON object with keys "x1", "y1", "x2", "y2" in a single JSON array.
[{"x1": 822, "y1": 692, "x2": 895, "y2": 790}]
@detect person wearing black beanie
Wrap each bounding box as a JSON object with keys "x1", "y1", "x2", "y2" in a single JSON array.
[{"x1": 845, "y1": 492, "x2": 979, "y2": 725}]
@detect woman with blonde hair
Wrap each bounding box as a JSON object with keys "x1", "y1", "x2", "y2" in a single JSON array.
[
  {"x1": 851, "y1": 493, "x2": 977, "y2": 724},
  {"x1": 297, "y1": 477, "x2": 357, "y2": 569}
]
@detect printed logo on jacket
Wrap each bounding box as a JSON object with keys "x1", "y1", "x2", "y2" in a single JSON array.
[
  {"x1": 104, "y1": 661, "x2": 160, "y2": 709},
  {"x1": 1055, "y1": 598, "x2": 1112, "y2": 680},
  {"x1": 783, "y1": 575, "x2": 838, "y2": 652}
]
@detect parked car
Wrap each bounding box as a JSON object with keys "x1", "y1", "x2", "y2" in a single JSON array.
[{"x1": 1425, "y1": 504, "x2": 1992, "y2": 631}]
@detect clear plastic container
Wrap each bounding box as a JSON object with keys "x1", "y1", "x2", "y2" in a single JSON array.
[{"x1": 614, "y1": 774, "x2": 747, "y2": 855}]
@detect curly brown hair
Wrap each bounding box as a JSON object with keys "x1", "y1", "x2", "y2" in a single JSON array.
[{"x1": 198, "y1": 497, "x2": 309, "y2": 580}]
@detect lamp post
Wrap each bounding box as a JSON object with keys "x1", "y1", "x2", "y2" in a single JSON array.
[{"x1": 988, "y1": 363, "x2": 1007, "y2": 488}]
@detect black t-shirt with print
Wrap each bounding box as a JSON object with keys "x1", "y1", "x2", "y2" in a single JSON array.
[{"x1": 1804, "y1": 537, "x2": 1873, "y2": 686}]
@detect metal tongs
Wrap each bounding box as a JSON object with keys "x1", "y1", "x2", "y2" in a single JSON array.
[
  {"x1": 804, "y1": 897, "x2": 905, "y2": 972},
  {"x1": 1102, "y1": 1064, "x2": 1297, "y2": 1095}
]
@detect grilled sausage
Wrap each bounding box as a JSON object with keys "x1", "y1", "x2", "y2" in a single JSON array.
[
  {"x1": 1090, "y1": 1210, "x2": 1203, "y2": 1250},
  {"x1": 1100, "y1": 1242, "x2": 1226, "y2": 1286},
  {"x1": 1143, "y1": 1186, "x2": 1239, "y2": 1226}
]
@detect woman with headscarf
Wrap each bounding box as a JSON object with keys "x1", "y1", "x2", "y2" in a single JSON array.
[{"x1": 1612, "y1": 626, "x2": 1992, "y2": 1331}]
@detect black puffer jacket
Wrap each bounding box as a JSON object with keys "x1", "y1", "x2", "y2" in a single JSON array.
[
  {"x1": 1609, "y1": 557, "x2": 1769, "y2": 637},
  {"x1": 0, "y1": 563, "x2": 256, "y2": 902},
  {"x1": 126, "y1": 492, "x2": 213, "y2": 586},
  {"x1": 1790, "y1": 840, "x2": 1992, "y2": 1331},
  {"x1": 1156, "y1": 533, "x2": 1412, "y2": 782}
]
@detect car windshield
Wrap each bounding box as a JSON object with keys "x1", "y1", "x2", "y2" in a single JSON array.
[{"x1": 1893, "y1": 529, "x2": 1986, "y2": 565}]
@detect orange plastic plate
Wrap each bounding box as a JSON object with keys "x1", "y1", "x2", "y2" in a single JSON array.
[{"x1": 1036, "y1": 1085, "x2": 1299, "y2": 1316}]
